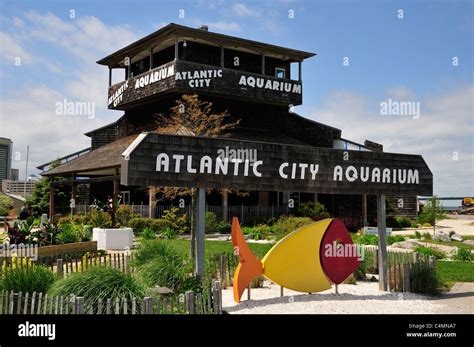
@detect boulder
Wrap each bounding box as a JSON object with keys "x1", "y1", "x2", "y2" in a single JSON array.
[
  {"x1": 434, "y1": 231, "x2": 450, "y2": 242},
  {"x1": 464, "y1": 240, "x2": 474, "y2": 246},
  {"x1": 390, "y1": 240, "x2": 422, "y2": 250},
  {"x1": 450, "y1": 233, "x2": 463, "y2": 242}
]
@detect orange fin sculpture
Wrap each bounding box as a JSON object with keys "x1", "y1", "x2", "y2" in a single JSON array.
[
  {"x1": 231, "y1": 216, "x2": 359, "y2": 303},
  {"x1": 231, "y1": 217, "x2": 263, "y2": 303}
]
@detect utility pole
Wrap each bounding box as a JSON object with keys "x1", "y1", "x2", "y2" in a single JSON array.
[{"x1": 23, "y1": 145, "x2": 29, "y2": 198}]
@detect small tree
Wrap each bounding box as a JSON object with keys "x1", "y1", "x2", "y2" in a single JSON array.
[
  {"x1": 154, "y1": 94, "x2": 240, "y2": 261},
  {"x1": 0, "y1": 193, "x2": 14, "y2": 216},
  {"x1": 27, "y1": 160, "x2": 70, "y2": 216},
  {"x1": 418, "y1": 196, "x2": 447, "y2": 235}
]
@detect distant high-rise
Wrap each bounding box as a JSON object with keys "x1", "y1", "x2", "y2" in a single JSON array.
[{"x1": 0, "y1": 137, "x2": 13, "y2": 181}]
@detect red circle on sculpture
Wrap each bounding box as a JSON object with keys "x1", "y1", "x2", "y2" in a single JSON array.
[{"x1": 320, "y1": 219, "x2": 360, "y2": 284}]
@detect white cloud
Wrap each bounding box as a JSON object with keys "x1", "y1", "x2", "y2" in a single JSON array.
[
  {"x1": 0, "y1": 11, "x2": 139, "y2": 179},
  {"x1": 0, "y1": 31, "x2": 31, "y2": 63},
  {"x1": 233, "y1": 3, "x2": 261, "y2": 17},
  {"x1": 308, "y1": 86, "x2": 474, "y2": 196},
  {"x1": 208, "y1": 20, "x2": 241, "y2": 32}
]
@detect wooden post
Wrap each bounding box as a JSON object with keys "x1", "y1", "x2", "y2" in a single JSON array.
[
  {"x1": 219, "y1": 254, "x2": 226, "y2": 287},
  {"x1": 149, "y1": 46, "x2": 154, "y2": 70},
  {"x1": 298, "y1": 60, "x2": 302, "y2": 81},
  {"x1": 280, "y1": 286, "x2": 284, "y2": 297},
  {"x1": 12, "y1": 293, "x2": 19, "y2": 314},
  {"x1": 362, "y1": 194, "x2": 368, "y2": 226},
  {"x1": 174, "y1": 37, "x2": 179, "y2": 60},
  {"x1": 377, "y1": 194, "x2": 388, "y2": 291},
  {"x1": 429, "y1": 256, "x2": 436, "y2": 268},
  {"x1": 75, "y1": 297, "x2": 84, "y2": 314},
  {"x1": 247, "y1": 284, "x2": 251, "y2": 301},
  {"x1": 142, "y1": 297, "x2": 152, "y2": 314},
  {"x1": 261, "y1": 54, "x2": 265, "y2": 75},
  {"x1": 49, "y1": 178, "x2": 54, "y2": 223},
  {"x1": 185, "y1": 290, "x2": 195, "y2": 314},
  {"x1": 220, "y1": 46, "x2": 225, "y2": 68},
  {"x1": 57, "y1": 259, "x2": 64, "y2": 278},
  {"x1": 148, "y1": 186, "x2": 156, "y2": 218},
  {"x1": 403, "y1": 264, "x2": 411, "y2": 292},
  {"x1": 222, "y1": 189, "x2": 228, "y2": 223},
  {"x1": 213, "y1": 281, "x2": 222, "y2": 314},
  {"x1": 108, "y1": 67, "x2": 112, "y2": 87},
  {"x1": 195, "y1": 187, "x2": 205, "y2": 281}
]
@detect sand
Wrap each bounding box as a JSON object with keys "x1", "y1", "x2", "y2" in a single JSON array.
[{"x1": 222, "y1": 281, "x2": 449, "y2": 314}]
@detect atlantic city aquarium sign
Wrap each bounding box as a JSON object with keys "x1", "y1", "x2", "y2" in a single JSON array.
[
  {"x1": 121, "y1": 133, "x2": 433, "y2": 196},
  {"x1": 108, "y1": 60, "x2": 303, "y2": 109}
]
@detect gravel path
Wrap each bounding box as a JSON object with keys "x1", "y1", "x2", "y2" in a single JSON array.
[{"x1": 222, "y1": 281, "x2": 447, "y2": 314}]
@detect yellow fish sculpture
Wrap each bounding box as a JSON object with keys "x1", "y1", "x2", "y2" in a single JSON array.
[{"x1": 231, "y1": 217, "x2": 360, "y2": 303}]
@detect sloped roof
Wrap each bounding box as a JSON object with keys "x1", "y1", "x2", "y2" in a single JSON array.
[
  {"x1": 97, "y1": 23, "x2": 315, "y2": 67},
  {"x1": 41, "y1": 136, "x2": 136, "y2": 177}
]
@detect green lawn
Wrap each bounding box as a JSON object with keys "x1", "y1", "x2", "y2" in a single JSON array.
[
  {"x1": 165, "y1": 239, "x2": 273, "y2": 259},
  {"x1": 436, "y1": 260, "x2": 474, "y2": 283}
]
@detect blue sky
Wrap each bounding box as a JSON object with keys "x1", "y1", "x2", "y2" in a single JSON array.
[{"x1": 0, "y1": 0, "x2": 473, "y2": 198}]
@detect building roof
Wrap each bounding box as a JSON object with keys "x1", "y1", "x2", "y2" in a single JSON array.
[
  {"x1": 41, "y1": 135, "x2": 136, "y2": 177},
  {"x1": 97, "y1": 23, "x2": 316, "y2": 68}
]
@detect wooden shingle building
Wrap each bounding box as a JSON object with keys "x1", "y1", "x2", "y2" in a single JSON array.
[{"x1": 39, "y1": 23, "x2": 430, "y2": 228}]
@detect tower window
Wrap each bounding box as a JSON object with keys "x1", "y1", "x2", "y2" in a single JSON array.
[{"x1": 275, "y1": 68, "x2": 285, "y2": 79}]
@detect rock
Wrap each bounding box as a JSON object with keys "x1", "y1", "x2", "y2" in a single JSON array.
[
  {"x1": 464, "y1": 240, "x2": 474, "y2": 246},
  {"x1": 390, "y1": 240, "x2": 422, "y2": 250},
  {"x1": 450, "y1": 233, "x2": 463, "y2": 242},
  {"x1": 370, "y1": 275, "x2": 378, "y2": 282},
  {"x1": 434, "y1": 231, "x2": 450, "y2": 242}
]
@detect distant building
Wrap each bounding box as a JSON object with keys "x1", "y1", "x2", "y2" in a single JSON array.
[{"x1": 0, "y1": 137, "x2": 12, "y2": 180}]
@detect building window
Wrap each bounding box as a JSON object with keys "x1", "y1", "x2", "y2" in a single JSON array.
[{"x1": 275, "y1": 67, "x2": 285, "y2": 79}]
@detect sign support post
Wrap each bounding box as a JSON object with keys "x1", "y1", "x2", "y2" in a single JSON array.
[
  {"x1": 377, "y1": 194, "x2": 388, "y2": 291},
  {"x1": 195, "y1": 187, "x2": 206, "y2": 281}
]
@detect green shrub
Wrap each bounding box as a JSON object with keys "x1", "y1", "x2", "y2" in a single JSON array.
[
  {"x1": 205, "y1": 212, "x2": 220, "y2": 234},
  {"x1": 0, "y1": 262, "x2": 55, "y2": 294},
  {"x1": 128, "y1": 218, "x2": 169, "y2": 235},
  {"x1": 414, "y1": 231, "x2": 421, "y2": 239},
  {"x1": 354, "y1": 256, "x2": 369, "y2": 280},
  {"x1": 415, "y1": 246, "x2": 446, "y2": 259},
  {"x1": 57, "y1": 224, "x2": 80, "y2": 244},
  {"x1": 141, "y1": 227, "x2": 156, "y2": 240},
  {"x1": 160, "y1": 227, "x2": 179, "y2": 239},
  {"x1": 72, "y1": 224, "x2": 92, "y2": 242},
  {"x1": 242, "y1": 224, "x2": 271, "y2": 240},
  {"x1": 296, "y1": 202, "x2": 330, "y2": 220},
  {"x1": 352, "y1": 234, "x2": 378, "y2": 245},
  {"x1": 116, "y1": 205, "x2": 141, "y2": 226},
  {"x1": 90, "y1": 209, "x2": 112, "y2": 228},
  {"x1": 216, "y1": 221, "x2": 231, "y2": 234},
  {"x1": 162, "y1": 208, "x2": 189, "y2": 234},
  {"x1": 410, "y1": 261, "x2": 440, "y2": 295},
  {"x1": 452, "y1": 248, "x2": 473, "y2": 261},
  {"x1": 393, "y1": 216, "x2": 413, "y2": 228},
  {"x1": 57, "y1": 214, "x2": 91, "y2": 226},
  {"x1": 0, "y1": 193, "x2": 14, "y2": 216},
  {"x1": 57, "y1": 223, "x2": 91, "y2": 244},
  {"x1": 272, "y1": 216, "x2": 313, "y2": 240},
  {"x1": 421, "y1": 232, "x2": 432, "y2": 240},
  {"x1": 132, "y1": 240, "x2": 197, "y2": 293},
  {"x1": 386, "y1": 235, "x2": 405, "y2": 245},
  {"x1": 48, "y1": 267, "x2": 146, "y2": 312}
]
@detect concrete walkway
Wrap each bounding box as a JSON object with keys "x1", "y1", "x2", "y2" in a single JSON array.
[{"x1": 432, "y1": 282, "x2": 474, "y2": 314}]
